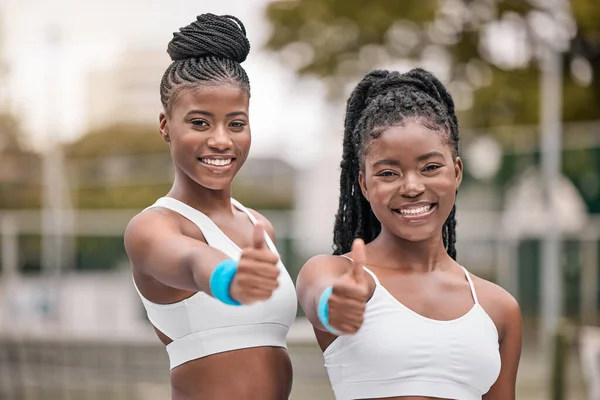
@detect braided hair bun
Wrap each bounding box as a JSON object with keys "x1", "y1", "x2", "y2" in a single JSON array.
[
  {"x1": 167, "y1": 14, "x2": 250, "y2": 63},
  {"x1": 159, "y1": 14, "x2": 252, "y2": 113}
]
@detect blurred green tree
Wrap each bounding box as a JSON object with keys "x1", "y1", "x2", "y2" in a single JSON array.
[
  {"x1": 264, "y1": 0, "x2": 600, "y2": 128},
  {"x1": 65, "y1": 124, "x2": 171, "y2": 209},
  {"x1": 0, "y1": 113, "x2": 42, "y2": 209}
]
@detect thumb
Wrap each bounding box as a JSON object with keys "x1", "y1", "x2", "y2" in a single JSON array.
[
  {"x1": 252, "y1": 222, "x2": 265, "y2": 249},
  {"x1": 350, "y1": 238, "x2": 367, "y2": 283}
]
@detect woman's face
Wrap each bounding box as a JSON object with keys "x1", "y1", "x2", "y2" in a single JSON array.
[
  {"x1": 359, "y1": 120, "x2": 462, "y2": 243},
  {"x1": 159, "y1": 84, "x2": 251, "y2": 191}
]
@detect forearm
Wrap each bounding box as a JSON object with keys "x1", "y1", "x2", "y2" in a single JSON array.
[
  {"x1": 298, "y1": 276, "x2": 340, "y2": 330},
  {"x1": 184, "y1": 247, "x2": 231, "y2": 295}
]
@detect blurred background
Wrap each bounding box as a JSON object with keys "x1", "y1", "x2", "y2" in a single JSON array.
[{"x1": 0, "y1": 0, "x2": 598, "y2": 398}]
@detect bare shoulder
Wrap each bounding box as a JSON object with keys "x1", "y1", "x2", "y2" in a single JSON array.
[
  {"x1": 471, "y1": 274, "x2": 520, "y2": 313},
  {"x1": 246, "y1": 208, "x2": 276, "y2": 242},
  {"x1": 470, "y1": 273, "x2": 522, "y2": 340},
  {"x1": 298, "y1": 254, "x2": 352, "y2": 282},
  {"x1": 124, "y1": 208, "x2": 179, "y2": 262}
]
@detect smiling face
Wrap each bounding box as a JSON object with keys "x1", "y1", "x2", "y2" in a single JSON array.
[
  {"x1": 358, "y1": 120, "x2": 463, "y2": 243},
  {"x1": 159, "y1": 83, "x2": 251, "y2": 191}
]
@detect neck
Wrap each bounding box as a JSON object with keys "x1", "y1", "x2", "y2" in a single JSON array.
[
  {"x1": 371, "y1": 228, "x2": 452, "y2": 272},
  {"x1": 167, "y1": 169, "x2": 234, "y2": 217}
]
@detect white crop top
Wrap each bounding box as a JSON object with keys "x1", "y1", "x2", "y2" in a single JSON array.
[
  {"x1": 323, "y1": 261, "x2": 501, "y2": 400},
  {"x1": 133, "y1": 197, "x2": 297, "y2": 370}
]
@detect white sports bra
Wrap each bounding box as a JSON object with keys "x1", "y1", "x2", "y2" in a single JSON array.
[
  {"x1": 323, "y1": 260, "x2": 501, "y2": 400},
  {"x1": 133, "y1": 197, "x2": 297, "y2": 370}
]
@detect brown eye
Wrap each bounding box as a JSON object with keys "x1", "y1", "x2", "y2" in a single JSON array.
[
  {"x1": 423, "y1": 164, "x2": 441, "y2": 172},
  {"x1": 376, "y1": 171, "x2": 396, "y2": 177},
  {"x1": 230, "y1": 121, "x2": 246, "y2": 128}
]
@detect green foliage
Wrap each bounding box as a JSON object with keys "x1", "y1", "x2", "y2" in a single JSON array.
[
  {"x1": 467, "y1": 66, "x2": 541, "y2": 127},
  {"x1": 0, "y1": 183, "x2": 42, "y2": 209},
  {"x1": 0, "y1": 113, "x2": 42, "y2": 209},
  {"x1": 571, "y1": 0, "x2": 600, "y2": 37},
  {"x1": 13, "y1": 234, "x2": 127, "y2": 273},
  {"x1": 265, "y1": 0, "x2": 437, "y2": 77},
  {"x1": 66, "y1": 124, "x2": 166, "y2": 158},
  {"x1": 75, "y1": 236, "x2": 126, "y2": 271},
  {"x1": 264, "y1": 0, "x2": 600, "y2": 127},
  {"x1": 75, "y1": 184, "x2": 172, "y2": 209},
  {"x1": 0, "y1": 113, "x2": 26, "y2": 152},
  {"x1": 232, "y1": 181, "x2": 294, "y2": 210},
  {"x1": 18, "y1": 234, "x2": 42, "y2": 274}
]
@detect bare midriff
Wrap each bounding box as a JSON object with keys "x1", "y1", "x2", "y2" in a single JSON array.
[{"x1": 169, "y1": 347, "x2": 293, "y2": 400}]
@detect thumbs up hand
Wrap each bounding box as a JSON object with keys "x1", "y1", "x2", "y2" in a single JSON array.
[
  {"x1": 230, "y1": 223, "x2": 281, "y2": 305},
  {"x1": 327, "y1": 238, "x2": 371, "y2": 334}
]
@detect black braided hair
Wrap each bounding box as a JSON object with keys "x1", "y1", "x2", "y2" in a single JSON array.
[
  {"x1": 332, "y1": 68, "x2": 460, "y2": 260},
  {"x1": 160, "y1": 14, "x2": 251, "y2": 114}
]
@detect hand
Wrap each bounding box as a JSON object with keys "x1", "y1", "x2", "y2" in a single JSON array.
[
  {"x1": 230, "y1": 222, "x2": 280, "y2": 305},
  {"x1": 328, "y1": 238, "x2": 371, "y2": 334}
]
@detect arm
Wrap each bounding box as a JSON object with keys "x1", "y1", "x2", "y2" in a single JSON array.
[
  {"x1": 296, "y1": 255, "x2": 350, "y2": 332},
  {"x1": 297, "y1": 241, "x2": 374, "y2": 334},
  {"x1": 483, "y1": 294, "x2": 523, "y2": 400},
  {"x1": 124, "y1": 209, "x2": 229, "y2": 294}
]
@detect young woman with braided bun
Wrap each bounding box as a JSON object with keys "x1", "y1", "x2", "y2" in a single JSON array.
[
  {"x1": 297, "y1": 68, "x2": 522, "y2": 400},
  {"x1": 124, "y1": 14, "x2": 297, "y2": 400}
]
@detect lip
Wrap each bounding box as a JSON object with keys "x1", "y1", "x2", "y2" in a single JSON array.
[
  {"x1": 197, "y1": 155, "x2": 237, "y2": 174},
  {"x1": 392, "y1": 202, "x2": 437, "y2": 223}
]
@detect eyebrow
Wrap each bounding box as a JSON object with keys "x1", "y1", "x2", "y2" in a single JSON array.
[
  {"x1": 372, "y1": 159, "x2": 400, "y2": 168},
  {"x1": 371, "y1": 151, "x2": 445, "y2": 168},
  {"x1": 416, "y1": 151, "x2": 445, "y2": 162},
  {"x1": 185, "y1": 110, "x2": 248, "y2": 118}
]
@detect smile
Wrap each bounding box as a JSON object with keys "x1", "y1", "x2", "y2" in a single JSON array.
[
  {"x1": 392, "y1": 203, "x2": 437, "y2": 222},
  {"x1": 197, "y1": 157, "x2": 236, "y2": 173},
  {"x1": 199, "y1": 158, "x2": 234, "y2": 166}
]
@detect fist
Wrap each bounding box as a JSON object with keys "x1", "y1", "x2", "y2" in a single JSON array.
[
  {"x1": 230, "y1": 222, "x2": 280, "y2": 305},
  {"x1": 328, "y1": 238, "x2": 371, "y2": 334}
]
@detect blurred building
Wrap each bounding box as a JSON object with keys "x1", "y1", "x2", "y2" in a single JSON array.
[{"x1": 86, "y1": 48, "x2": 170, "y2": 131}]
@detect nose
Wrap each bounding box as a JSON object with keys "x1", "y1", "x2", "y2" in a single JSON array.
[
  {"x1": 207, "y1": 125, "x2": 233, "y2": 151},
  {"x1": 400, "y1": 172, "x2": 425, "y2": 198}
]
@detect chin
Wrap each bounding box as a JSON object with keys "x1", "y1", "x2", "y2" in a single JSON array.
[
  {"x1": 393, "y1": 226, "x2": 439, "y2": 243},
  {"x1": 189, "y1": 164, "x2": 240, "y2": 191},
  {"x1": 193, "y1": 176, "x2": 234, "y2": 191}
]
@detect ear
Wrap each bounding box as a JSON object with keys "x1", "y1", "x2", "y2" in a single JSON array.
[
  {"x1": 454, "y1": 156, "x2": 463, "y2": 189},
  {"x1": 358, "y1": 170, "x2": 369, "y2": 202},
  {"x1": 159, "y1": 112, "x2": 170, "y2": 143}
]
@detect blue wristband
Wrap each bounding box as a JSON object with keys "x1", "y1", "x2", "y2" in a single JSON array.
[
  {"x1": 317, "y1": 286, "x2": 340, "y2": 335},
  {"x1": 209, "y1": 259, "x2": 241, "y2": 306}
]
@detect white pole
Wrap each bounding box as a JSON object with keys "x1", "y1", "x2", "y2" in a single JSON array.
[
  {"x1": 539, "y1": 18, "x2": 564, "y2": 388},
  {"x1": 41, "y1": 25, "x2": 68, "y2": 326}
]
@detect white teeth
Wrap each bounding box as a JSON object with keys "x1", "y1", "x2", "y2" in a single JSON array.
[
  {"x1": 398, "y1": 205, "x2": 432, "y2": 215},
  {"x1": 200, "y1": 158, "x2": 233, "y2": 166}
]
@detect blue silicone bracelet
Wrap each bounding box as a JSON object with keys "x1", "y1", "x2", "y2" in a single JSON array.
[
  {"x1": 209, "y1": 259, "x2": 241, "y2": 306},
  {"x1": 317, "y1": 286, "x2": 340, "y2": 334}
]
